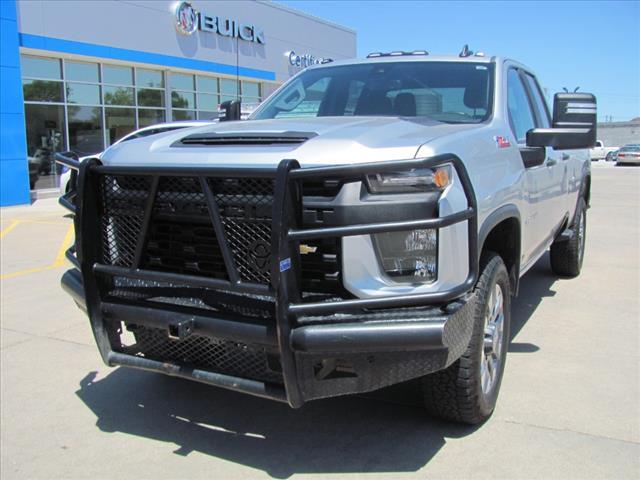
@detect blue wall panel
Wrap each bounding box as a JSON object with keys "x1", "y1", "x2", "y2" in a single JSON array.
[
  {"x1": 0, "y1": 0, "x2": 17, "y2": 21},
  {"x1": 0, "y1": 67, "x2": 24, "y2": 115},
  {"x1": 0, "y1": 0, "x2": 29, "y2": 206}
]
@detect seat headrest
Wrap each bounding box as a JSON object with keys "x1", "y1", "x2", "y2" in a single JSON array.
[
  {"x1": 394, "y1": 92, "x2": 416, "y2": 116},
  {"x1": 463, "y1": 76, "x2": 489, "y2": 110},
  {"x1": 355, "y1": 90, "x2": 393, "y2": 115}
]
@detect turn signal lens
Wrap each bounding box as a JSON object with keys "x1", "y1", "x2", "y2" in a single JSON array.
[
  {"x1": 433, "y1": 167, "x2": 450, "y2": 188},
  {"x1": 366, "y1": 165, "x2": 452, "y2": 194}
]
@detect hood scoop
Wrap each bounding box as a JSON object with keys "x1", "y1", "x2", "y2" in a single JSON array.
[{"x1": 175, "y1": 131, "x2": 317, "y2": 147}]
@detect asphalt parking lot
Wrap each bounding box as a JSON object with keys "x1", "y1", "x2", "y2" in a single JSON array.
[{"x1": 1, "y1": 162, "x2": 638, "y2": 479}]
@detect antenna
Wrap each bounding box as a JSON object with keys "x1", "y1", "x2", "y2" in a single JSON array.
[{"x1": 459, "y1": 44, "x2": 473, "y2": 57}]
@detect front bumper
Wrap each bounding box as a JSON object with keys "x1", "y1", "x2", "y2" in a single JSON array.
[
  {"x1": 57, "y1": 153, "x2": 478, "y2": 407},
  {"x1": 63, "y1": 268, "x2": 476, "y2": 403}
]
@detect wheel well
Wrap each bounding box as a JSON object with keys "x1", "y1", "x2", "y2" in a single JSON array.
[{"x1": 481, "y1": 218, "x2": 520, "y2": 296}]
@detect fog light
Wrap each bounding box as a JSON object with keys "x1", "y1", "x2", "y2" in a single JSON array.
[{"x1": 374, "y1": 229, "x2": 437, "y2": 282}]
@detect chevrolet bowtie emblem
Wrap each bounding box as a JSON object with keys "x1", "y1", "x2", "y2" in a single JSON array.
[{"x1": 299, "y1": 244, "x2": 318, "y2": 255}]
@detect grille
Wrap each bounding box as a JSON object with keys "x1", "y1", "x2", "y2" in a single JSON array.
[
  {"x1": 99, "y1": 174, "x2": 275, "y2": 284},
  {"x1": 97, "y1": 173, "x2": 344, "y2": 296},
  {"x1": 99, "y1": 175, "x2": 152, "y2": 267},
  {"x1": 209, "y1": 178, "x2": 274, "y2": 284},
  {"x1": 120, "y1": 325, "x2": 282, "y2": 384}
]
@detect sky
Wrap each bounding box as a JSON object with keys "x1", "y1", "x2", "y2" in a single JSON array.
[{"x1": 278, "y1": 0, "x2": 640, "y2": 122}]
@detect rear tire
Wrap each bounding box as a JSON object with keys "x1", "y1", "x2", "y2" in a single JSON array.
[
  {"x1": 550, "y1": 198, "x2": 586, "y2": 277},
  {"x1": 421, "y1": 252, "x2": 511, "y2": 424}
]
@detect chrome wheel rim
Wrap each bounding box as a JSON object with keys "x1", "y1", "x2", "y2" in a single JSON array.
[
  {"x1": 578, "y1": 210, "x2": 586, "y2": 266},
  {"x1": 481, "y1": 283, "x2": 504, "y2": 395}
]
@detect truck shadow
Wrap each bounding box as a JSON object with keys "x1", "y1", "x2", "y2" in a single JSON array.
[
  {"x1": 76, "y1": 369, "x2": 476, "y2": 477},
  {"x1": 509, "y1": 252, "x2": 559, "y2": 353},
  {"x1": 74, "y1": 254, "x2": 560, "y2": 477}
]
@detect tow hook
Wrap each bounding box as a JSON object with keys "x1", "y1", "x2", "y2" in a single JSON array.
[{"x1": 168, "y1": 319, "x2": 195, "y2": 340}]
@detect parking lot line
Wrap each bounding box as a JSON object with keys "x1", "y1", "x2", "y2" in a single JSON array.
[
  {"x1": 0, "y1": 224, "x2": 74, "y2": 281},
  {"x1": 0, "y1": 220, "x2": 20, "y2": 239}
]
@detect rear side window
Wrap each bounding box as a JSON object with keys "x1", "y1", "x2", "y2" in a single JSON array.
[{"x1": 507, "y1": 69, "x2": 536, "y2": 142}]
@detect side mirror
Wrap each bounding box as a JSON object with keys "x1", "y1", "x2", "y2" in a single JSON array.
[
  {"x1": 219, "y1": 100, "x2": 241, "y2": 122},
  {"x1": 527, "y1": 93, "x2": 597, "y2": 150}
]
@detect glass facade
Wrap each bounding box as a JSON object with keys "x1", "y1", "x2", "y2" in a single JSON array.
[{"x1": 20, "y1": 54, "x2": 266, "y2": 190}]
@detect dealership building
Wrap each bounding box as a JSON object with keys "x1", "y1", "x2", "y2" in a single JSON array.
[{"x1": 0, "y1": 0, "x2": 356, "y2": 206}]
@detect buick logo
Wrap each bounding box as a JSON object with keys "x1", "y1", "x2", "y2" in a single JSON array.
[{"x1": 175, "y1": 1, "x2": 198, "y2": 36}]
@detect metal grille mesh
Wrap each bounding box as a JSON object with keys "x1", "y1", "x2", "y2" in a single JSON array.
[
  {"x1": 125, "y1": 325, "x2": 282, "y2": 384},
  {"x1": 99, "y1": 175, "x2": 151, "y2": 267},
  {"x1": 98, "y1": 174, "x2": 276, "y2": 285},
  {"x1": 208, "y1": 178, "x2": 275, "y2": 284},
  {"x1": 144, "y1": 176, "x2": 228, "y2": 279}
]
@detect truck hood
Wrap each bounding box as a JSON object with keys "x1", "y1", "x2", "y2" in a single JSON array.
[{"x1": 101, "y1": 116, "x2": 485, "y2": 168}]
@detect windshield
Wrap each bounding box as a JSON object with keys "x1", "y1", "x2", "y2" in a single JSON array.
[
  {"x1": 620, "y1": 145, "x2": 640, "y2": 152},
  {"x1": 253, "y1": 61, "x2": 493, "y2": 124}
]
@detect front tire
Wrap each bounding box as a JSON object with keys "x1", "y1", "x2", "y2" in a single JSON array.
[
  {"x1": 421, "y1": 252, "x2": 511, "y2": 424},
  {"x1": 550, "y1": 198, "x2": 586, "y2": 277}
]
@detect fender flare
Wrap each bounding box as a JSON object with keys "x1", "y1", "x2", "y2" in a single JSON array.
[
  {"x1": 568, "y1": 171, "x2": 591, "y2": 226},
  {"x1": 478, "y1": 204, "x2": 522, "y2": 294}
]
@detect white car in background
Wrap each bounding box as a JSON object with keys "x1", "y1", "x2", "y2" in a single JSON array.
[
  {"x1": 589, "y1": 140, "x2": 618, "y2": 161},
  {"x1": 59, "y1": 121, "x2": 215, "y2": 194},
  {"x1": 615, "y1": 144, "x2": 640, "y2": 166}
]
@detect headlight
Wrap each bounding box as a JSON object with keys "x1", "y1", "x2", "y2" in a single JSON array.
[
  {"x1": 366, "y1": 165, "x2": 451, "y2": 194},
  {"x1": 374, "y1": 229, "x2": 437, "y2": 282}
]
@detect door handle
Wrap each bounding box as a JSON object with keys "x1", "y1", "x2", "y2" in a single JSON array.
[
  {"x1": 546, "y1": 158, "x2": 557, "y2": 167},
  {"x1": 561, "y1": 153, "x2": 570, "y2": 161}
]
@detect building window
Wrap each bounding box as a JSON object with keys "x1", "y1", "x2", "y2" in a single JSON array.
[
  {"x1": 103, "y1": 86, "x2": 135, "y2": 106},
  {"x1": 170, "y1": 72, "x2": 196, "y2": 120},
  {"x1": 21, "y1": 55, "x2": 66, "y2": 190},
  {"x1": 103, "y1": 65, "x2": 133, "y2": 86},
  {"x1": 23, "y1": 79, "x2": 64, "y2": 103},
  {"x1": 197, "y1": 75, "x2": 219, "y2": 119},
  {"x1": 241, "y1": 81, "x2": 261, "y2": 102},
  {"x1": 138, "y1": 108, "x2": 166, "y2": 128},
  {"x1": 65, "y1": 61, "x2": 99, "y2": 83},
  {"x1": 105, "y1": 107, "x2": 135, "y2": 146},
  {"x1": 66, "y1": 83, "x2": 101, "y2": 105},
  {"x1": 220, "y1": 78, "x2": 239, "y2": 104},
  {"x1": 136, "y1": 68, "x2": 164, "y2": 88},
  {"x1": 23, "y1": 104, "x2": 66, "y2": 190},
  {"x1": 134, "y1": 68, "x2": 166, "y2": 129},
  {"x1": 21, "y1": 56, "x2": 62, "y2": 80},
  {"x1": 67, "y1": 106, "x2": 103, "y2": 156}
]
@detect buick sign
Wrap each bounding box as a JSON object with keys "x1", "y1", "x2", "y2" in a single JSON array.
[{"x1": 173, "y1": 1, "x2": 265, "y2": 44}]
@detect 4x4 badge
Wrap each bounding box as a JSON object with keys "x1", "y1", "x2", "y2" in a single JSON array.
[{"x1": 494, "y1": 136, "x2": 512, "y2": 148}]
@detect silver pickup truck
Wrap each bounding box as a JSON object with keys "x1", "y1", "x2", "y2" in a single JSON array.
[{"x1": 58, "y1": 50, "x2": 596, "y2": 424}]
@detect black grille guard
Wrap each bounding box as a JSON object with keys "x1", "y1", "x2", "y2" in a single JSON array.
[{"x1": 56, "y1": 153, "x2": 478, "y2": 408}]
